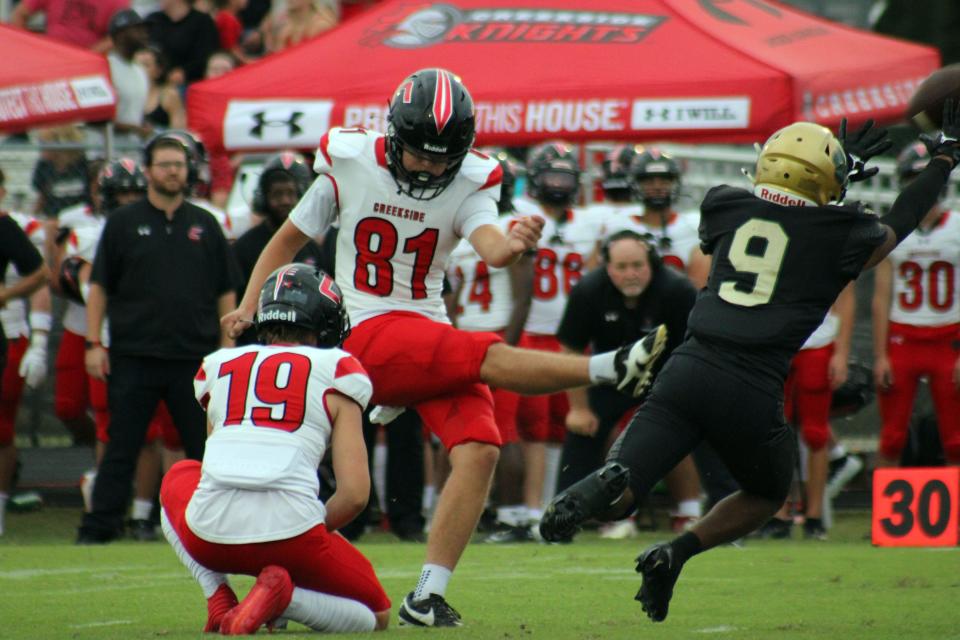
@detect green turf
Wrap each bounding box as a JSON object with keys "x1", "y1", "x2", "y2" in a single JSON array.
[{"x1": 1, "y1": 508, "x2": 957, "y2": 639}]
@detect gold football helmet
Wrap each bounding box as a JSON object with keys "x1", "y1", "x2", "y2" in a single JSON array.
[{"x1": 754, "y1": 122, "x2": 848, "y2": 205}]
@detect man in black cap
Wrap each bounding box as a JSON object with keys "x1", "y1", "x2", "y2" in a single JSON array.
[{"x1": 108, "y1": 9, "x2": 151, "y2": 142}]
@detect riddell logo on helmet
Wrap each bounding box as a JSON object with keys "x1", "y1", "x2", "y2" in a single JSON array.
[
  {"x1": 423, "y1": 142, "x2": 448, "y2": 153},
  {"x1": 758, "y1": 187, "x2": 808, "y2": 207},
  {"x1": 258, "y1": 308, "x2": 297, "y2": 323}
]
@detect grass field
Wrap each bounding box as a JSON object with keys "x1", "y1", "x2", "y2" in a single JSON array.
[{"x1": 1, "y1": 508, "x2": 957, "y2": 639}]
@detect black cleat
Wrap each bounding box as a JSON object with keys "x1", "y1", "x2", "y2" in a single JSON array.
[
  {"x1": 127, "y1": 519, "x2": 158, "y2": 542},
  {"x1": 753, "y1": 517, "x2": 793, "y2": 539},
  {"x1": 802, "y1": 518, "x2": 828, "y2": 541},
  {"x1": 398, "y1": 592, "x2": 463, "y2": 627},
  {"x1": 539, "y1": 462, "x2": 630, "y2": 543},
  {"x1": 614, "y1": 325, "x2": 667, "y2": 397},
  {"x1": 484, "y1": 523, "x2": 536, "y2": 544},
  {"x1": 635, "y1": 543, "x2": 683, "y2": 622}
]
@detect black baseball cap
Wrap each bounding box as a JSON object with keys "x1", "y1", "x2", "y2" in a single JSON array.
[{"x1": 109, "y1": 9, "x2": 145, "y2": 36}]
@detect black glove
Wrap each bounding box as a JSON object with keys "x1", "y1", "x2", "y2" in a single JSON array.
[
  {"x1": 920, "y1": 98, "x2": 960, "y2": 167},
  {"x1": 838, "y1": 118, "x2": 892, "y2": 183}
]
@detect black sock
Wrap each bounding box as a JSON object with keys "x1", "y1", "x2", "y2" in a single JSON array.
[
  {"x1": 805, "y1": 517, "x2": 823, "y2": 528},
  {"x1": 669, "y1": 531, "x2": 703, "y2": 565}
]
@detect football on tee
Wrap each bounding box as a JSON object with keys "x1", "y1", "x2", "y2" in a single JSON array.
[{"x1": 906, "y1": 63, "x2": 960, "y2": 132}]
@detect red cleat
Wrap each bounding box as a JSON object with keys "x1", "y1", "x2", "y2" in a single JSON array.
[
  {"x1": 204, "y1": 583, "x2": 239, "y2": 633},
  {"x1": 219, "y1": 566, "x2": 294, "y2": 635}
]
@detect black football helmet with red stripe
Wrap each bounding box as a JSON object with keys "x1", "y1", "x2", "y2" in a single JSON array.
[
  {"x1": 252, "y1": 150, "x2": 313, "y2": 213},
  {"x1": 527, "y1": 141, "x2": 580, "y2": 207},
  {"x1": 386, "y1": 68, "x2": 476, "y2": 200},
  {"x1": 98, "y1": 157, "x2": 147, "y2": 213},
  {"x1": 630, "y1": 148, "x2": 681, "y2": 209},
  {"x1": 256, "y1": 263, "x2": 350, "y2": 348}
]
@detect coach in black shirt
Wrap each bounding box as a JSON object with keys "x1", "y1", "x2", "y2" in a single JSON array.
[
  {"x1": 78, "y1": 134, "x2": 237, "y2": 543},
  {"x1": 556, "y1": 230, "x2": 695, "y2": 492}
]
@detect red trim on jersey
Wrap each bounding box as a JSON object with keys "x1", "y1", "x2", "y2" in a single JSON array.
[
  {"x1": 199, "y1": 392, "x2": 210, "y2": 410},
  {"x1": 322, "y1": 174, "x2": 340, "y2": 210},
  {"x1": 936, "y1": 210, "x2": 950, "y2": 228},
  {"x1": 480, "y1": 163, "x2": 503, "y2": 191},
  {"x1": 317, "y1": 132, "x2": 332, "y2": 167},
  {"x1": 433, "y1": 69, "x2": 453, "y2": 133},
  {"x1": 69, "y1": 231, "x2": 79, "y2": 248},
  {"x1": 629, "y1": 211, "x2": 678, "y2": 226},
  {"x1": 375, "y1": 137, "x2": 388, "y2": 169},
  {"x1": 23, "y1": 218, "x2": 42, "y2": 237},
  {"x1": 194, "y1": 365, "x2": 206, "y2": 381},
  {"x1": 335, "y1": 355, "x2": 367, "y2": 379}
]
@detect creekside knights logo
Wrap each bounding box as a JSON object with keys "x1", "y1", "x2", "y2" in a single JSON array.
[{"x1": 364, "y1": 4, "x2": 665, "y2": 48}]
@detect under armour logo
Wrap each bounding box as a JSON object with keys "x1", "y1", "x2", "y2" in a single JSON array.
[
  {"x1": 250, "y1": 111, "x2": 304, "y2": 139},
  {"x1": 137, "y1": 225, "x2": 151, "y2": 236}
]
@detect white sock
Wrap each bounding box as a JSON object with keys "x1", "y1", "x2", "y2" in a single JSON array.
[
  {"x1": 829, "y1": 443, "x2": 847, "y2": 461},
  {"x1": 588, "y1": 351, "x2": 618, "y2": 385},
  {"x1": 413, "y1": 563, "x2": 451, "y2": 600},
  {"x1": 674, "y1": 499, "x2": 702, "y2": 518},
  {"x1": 527, "y1": 507, "x2": 543, "y2": 523},
  {"x1": 283, "y1": 587, "x2": 375, "y2": 633},
  {"x1": 160, "y1": 510, "x2": 227, "y2": 598},
  {"x1": 81, "y1": 469, "x2": 97, "y2": 513},
  {"x1": 541, "y1": 444, "x2": 562, "y2": 505},
  {"x1": 0, "y1": 492, "x2": 7, "y2": 535},
  {"x1": 422, "y1": 484, "x2": 436, "y2": 513},
  {"x1": 132, "y1": 498, "x2": 153, "y2": 521},
  {"x1": 372, "y1": 442, "x2": 387, "y2": 514},
  {"x1": 497, "y1": 505, "x2": 527, "y2": 527}
]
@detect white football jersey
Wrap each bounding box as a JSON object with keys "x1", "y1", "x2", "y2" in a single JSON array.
[
  {"x1": 887, "y1": 211, "x2": 960, "y2": 326},
  {"x1": 1, "y1": 212, "x2": 45, "y2": 339},
  {"x1": 57, "y1": 203, "x2": 101, "y2": 231},
  {"x1": 524, "y1": 207, "x2": 603, "y2": 335},
  {"x1": 800, "y1": 312, "x2": 839, "y2": 350},
  {"x1": 60, "y1": 220, "x2": 106, "y2": 337},
  {"x1": 189, "y1": 344, "x2": 372, "y2": 544},
  {"x1": 602, "y1": 209, "x2": 701, "y2": 272},
  {"x1": 290, "y1": 128, "x2": 501, "y2": 326},
  {"x1": 447, "y1": 216, "x2": 514, "y2": 331},
  {"x1": 190, "y1": 198, "x2": 236, "y2": 240}
]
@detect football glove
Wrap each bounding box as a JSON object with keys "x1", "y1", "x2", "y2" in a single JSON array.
[
  {"x1": 920, "y1": 98, "x2": 960, "y2": 167},
  {"x1": 838, "y1": 118, "x2": 892, "y2": 183},
  {"x1": 18, "y1": 332, "x2": 48, "y2": 389}
]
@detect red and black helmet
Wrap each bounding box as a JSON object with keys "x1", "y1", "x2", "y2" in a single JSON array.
[
  {"x1": 629, "y1": 148, "x2": 681, "y2": 209},
  {"x1": 98, "y1": 157, "x2": 147, "y2": 212},
  {"x1": 256, "y1": 263, "x2": 350, "y2": 348},
  {"x1": 386, "y1": 68, "x2": 476, "y2": 200},
  {"x1": 253, "y1": 150, "x2": 313, "y2": 213},
  {"x1": 602, "y1": 144, "x2": 644, "y2": 202},
  {"x1": 526, "y1": 141, "x2": 580, "y2": 207},
  {"x1": 895, "y1": 142, "x2": 930, "y2": 184}
]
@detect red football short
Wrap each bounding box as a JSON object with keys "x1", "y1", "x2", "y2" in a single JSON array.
[
  {"x1": 515, "y1": 333, "x2": 569, "y2": 443},
  {"x1": 161, "y1": 460, "x2": 391, "y2": 613},
  {"x1": 784, "y1": 344, "x2": 834, "y2": 450},
  {"x1": 0, "y1": 336, "x2": 28, "y2": 445},
  {"x1": 344, "y1": 311, "x2": 503, "y2": 450}
]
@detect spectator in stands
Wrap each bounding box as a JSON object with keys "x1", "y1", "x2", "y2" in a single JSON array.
[
  {"x1": 214, "y1": 0, "x2": 249, "y2": 62},
  {"x1": 134, "y1": 46, "x2": 188, "y2": 132},
  {"x1": 147, "y1": 0, "x2": 220, "y2": 86},
  {"x1": 10, "y1": 0, "x2": 129, "y2": 53},
  {"x1": 108, "y1": 10, "x2": 151, "y2": 144},
  {"x1": 263, "y1": 0, "x2": 338, "y2": 53},
  {"x1": 31, "y1": 125, "x2": 89, "y2": 218},
  {"x1": 202, "y1": 52, "x2": 240, "y2": 209},
  {"x1": 76, "y1": 133, "x2": 238, "y2": 543},
  {"x1": 237, "y1": 0, "x2": 271, "y2": 56}
]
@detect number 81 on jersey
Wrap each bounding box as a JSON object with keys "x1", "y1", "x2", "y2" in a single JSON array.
[{"x1": 872, "y1": 467, "x2": 959, "y2": 547}]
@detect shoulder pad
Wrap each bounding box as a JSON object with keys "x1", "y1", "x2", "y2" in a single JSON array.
[
  {"x1": 314, "y1": 127, "x2": 374, "y2": 173},
  {"x1": 458, "y1": 149, "x2": 501, "y2": 188}
]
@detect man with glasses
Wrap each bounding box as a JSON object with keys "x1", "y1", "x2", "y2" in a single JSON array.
[{"x1": 77, "y1": 133, "x2": 238, "y2": 544}]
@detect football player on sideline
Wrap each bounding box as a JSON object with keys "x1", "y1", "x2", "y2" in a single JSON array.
[
  {"x1": 162, "y1": 264, "x2": 390, "y2": 634},
  {"x1": 222, "y1": 68, "x2": 667, "y2": 626},
  {"x1": 540, "y1": 102, "x2": 960, "y2": 622}
]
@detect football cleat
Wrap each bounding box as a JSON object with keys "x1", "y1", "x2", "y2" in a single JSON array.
[
  {"x1": 539, "y1": 462, "x2": 630, "y2": 543},
  {"x1": 127, "y1": 519, "x2": 158, "y2": 542},
  {"x1": 753, "y1": 517, "x2": 793, "y2": 540},
  {"x1": 635, "y1": 543, "x2": 683, "y2": 622},
  {"x1": 484, "y1": 523, "x2": 536, "y2": 544},
  {"x1": 219, "y1": 565, "x2": 293, "y2": 635},
  {"x1": 614, "y1": 325, "x2": 668, "y2": 397},
  {"x1": 599, "y1": 518, "x2": 638, "y2": 540},
  {"x1": 802, "y1": 518, "x2": 828, "y2": 541},
  {"x1": 398, "y1": 592, "x2": 463, "y2": 627},
  {"x1": 204, "y1": 583, "x2": 239, "y2": 633},
  {"x1": 826, "y1": 454, "x2": 864, "y2": 499}
]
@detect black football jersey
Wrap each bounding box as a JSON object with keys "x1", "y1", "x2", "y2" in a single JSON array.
[{"x1": 685, "y1": 185, "x2": 886, "y2": 390}]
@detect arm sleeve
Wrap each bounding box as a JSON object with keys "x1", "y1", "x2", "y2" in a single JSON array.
[
  {"x1": 0, "y1": 216, "x2": 43, "y2": 275},
  {"x1": 288, "y1": 174, "x2": 339, "y2": 240},
  {"x1": 556, "y1": 278, "x2": 593, "y2": 352},
  {"x1": 879, "y1": 157, "x2": 953, "y2": 242},
  {"x1": 331, "y1": 352, "x2": 373, "y2": 410},
  {"x1": 454, "y1": 190, "x2": 499, "y2": 240}
]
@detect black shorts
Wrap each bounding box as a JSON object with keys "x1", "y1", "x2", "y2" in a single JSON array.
[{"x1": 609, "y1": 347, "x2": 796, "y2": 503}]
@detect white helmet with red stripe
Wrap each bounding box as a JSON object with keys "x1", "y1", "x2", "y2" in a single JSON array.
[{"x1": 386, "y1": 68, "x2": 476, "y2": 200}]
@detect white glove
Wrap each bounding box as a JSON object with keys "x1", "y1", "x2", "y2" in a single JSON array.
[
  {"x1": 370, "y1": 405, "x2": 406, "y2": 425},
  {"x1": 18, "y1": 332, "x2": 48, "y2": 389}
]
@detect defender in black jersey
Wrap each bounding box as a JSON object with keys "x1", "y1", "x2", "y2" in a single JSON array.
[{"x1": 540, "y1": 102, "x2": 960, "y2": 622}]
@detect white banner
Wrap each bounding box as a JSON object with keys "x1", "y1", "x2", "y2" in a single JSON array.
[
  {"x1": 71, "y1": 76, "x2": 114, "y2": 108},
  {"x1": 630, "y1": 97, "x2": 750, "y2": 130},
  {"x1": 224, "y1": 100, "x2": 334, "y2": 149}
]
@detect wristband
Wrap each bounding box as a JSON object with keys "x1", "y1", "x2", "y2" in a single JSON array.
[
  {"x1": 84, "y1": 340, "x2": 102, "y2": 350},
  {"x1": 29, "y1": 311, "x2": 53, "y2": 333}
]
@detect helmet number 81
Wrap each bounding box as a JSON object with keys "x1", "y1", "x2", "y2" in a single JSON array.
[{"x1": 718, "y1": 219, "x2": 789, "y2": 307}]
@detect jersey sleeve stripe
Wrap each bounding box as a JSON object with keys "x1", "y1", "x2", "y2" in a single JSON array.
[
  {"x1": 322, "y1": 173, "x2": 340, "y2": 210},
  {"x1": 480, "y1": 163, "x2": 503, "y2": 191},
  {"x1": 335, "y1": 355, "x2": 367, "y2": 379},
  {"x1": 318, "y1": 132, "x2": 333, "y2": 167},
  {"x1": 375, "y1": 136, "x2": 388, "y2": 169}
]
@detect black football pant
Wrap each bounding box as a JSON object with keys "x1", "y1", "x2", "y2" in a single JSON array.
[
  {"x1": 80, "y1": 355, "x2": 206, "y2": 538},
  {"x1": 608, "y1": 351, "x2": 795, "y2": 507}
]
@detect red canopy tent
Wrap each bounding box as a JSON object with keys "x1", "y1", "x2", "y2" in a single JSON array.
[
  {"x1": 187, "y1": 0, "x2": 938, "y2": 153},
  {"x1": 0, "y1": 24, "x2": 116, "y2": 133}
]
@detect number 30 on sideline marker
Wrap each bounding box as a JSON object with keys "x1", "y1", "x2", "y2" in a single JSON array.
[{"x1": 872, "y1": 468, "x2": 959, "y2": 547}]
